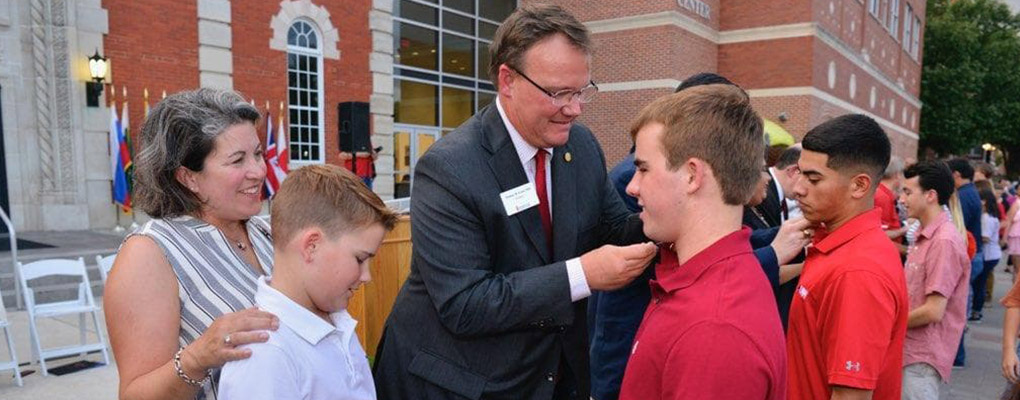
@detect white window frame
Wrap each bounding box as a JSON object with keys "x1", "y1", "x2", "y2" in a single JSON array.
[
  {"x1": 286, "y1": 19, "x2": 326, "y2": 165},
  {"x1": 868, "y1": 0, "x2": 881, "y2": 18},
  {"x1": 903, "y1": 4, "x2": 913, "y2": 51},
  {"x1": 888, "y1": 0, "x2": 900, "y2": 37}
]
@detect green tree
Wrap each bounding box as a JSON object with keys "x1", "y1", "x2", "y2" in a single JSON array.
[{"x1": 921, "y1": 0, "x2": 1020, "y2": 173}]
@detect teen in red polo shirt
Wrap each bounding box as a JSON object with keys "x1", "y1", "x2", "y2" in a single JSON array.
[
  {"x1": 619, "y1": 85, "x2": 786, "y2": 400},
  {"x1": 787, "y1": 114, "x2": 908, "y2": 400}
]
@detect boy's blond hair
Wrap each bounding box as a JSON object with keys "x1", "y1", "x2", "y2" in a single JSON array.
[{"x1": 271, "y1": 165, "x2": 399, "y2": 247}]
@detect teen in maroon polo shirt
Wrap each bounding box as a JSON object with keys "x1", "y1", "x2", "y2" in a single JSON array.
[
  {"x1": 787, "y1": 114, "x2": 908, "y2": 400},
  {"x1": 618, "y1": 84, "x2": 787, "y2": 400}
]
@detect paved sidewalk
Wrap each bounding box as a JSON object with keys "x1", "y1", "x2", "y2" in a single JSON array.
[
  {"x1": 941, "y1": 262, "x2": 1016, "y2": 400},
  {"x1": 0, "y1": 305, "x2": 117, "y2": 399},
  {"x1": 0, "y1": 230, "x2": 1017, "y2": 398}
]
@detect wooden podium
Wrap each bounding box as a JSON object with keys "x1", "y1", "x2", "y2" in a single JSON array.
[{"x1": 346, "y1": 215, "x2": 412, "y2": 357}]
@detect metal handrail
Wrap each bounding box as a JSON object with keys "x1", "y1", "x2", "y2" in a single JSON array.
[{"x1": 0, "y1": 206, "x2": 20, "y2": 309}]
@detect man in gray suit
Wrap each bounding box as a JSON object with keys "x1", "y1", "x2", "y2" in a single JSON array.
[{"x1": 372, "y1": 4, "x2": 657, "y2": 400}]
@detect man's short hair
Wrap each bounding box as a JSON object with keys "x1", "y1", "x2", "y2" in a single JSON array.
[
  {"x1": 629, "y1": 84, "x2": 764, "y2": 205},
  {"x1": 774, "y1": 146, "x2": 802, "y2": 170},
  {"x1": 801, "y1": 114, "x2": 891, "y2": 189},
  {"x1": 946, "y1": 158, "x2": 975, "y2": 181},
  {"x1": 884, "y1": 155, "x2": 904, "y2": 179},
  {"x1": 675, "y1": 72, "x2": 736, "y2": 93},
  {"x1": 488, "y1": 4, "x2": 590, "y2": 88},
  {"x1": 903, "y1": 160, "x2": 955, "y2": 206},
  {"x1": 271, "y1": 165, "x2": 399, "y2": 247}
]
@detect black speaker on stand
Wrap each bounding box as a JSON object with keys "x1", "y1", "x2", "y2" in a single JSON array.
[{"x1": 338, "y1": 101, "x2": 371, "y2": 175}]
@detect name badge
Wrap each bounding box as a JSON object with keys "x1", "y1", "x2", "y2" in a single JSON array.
[{"x1": 500, "y1": 183, "x2": 541, "y2": 217}]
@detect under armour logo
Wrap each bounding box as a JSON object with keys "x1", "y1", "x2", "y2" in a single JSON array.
[
  {"x1": 798, "y1": 286, "x2": 809, "y2": 298},
  {"x1": 845, "y1": 361, "x2": 861, "y2": 372}
]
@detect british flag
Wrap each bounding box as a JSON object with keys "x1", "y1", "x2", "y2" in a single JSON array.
[{"x1": 263, "y1": 111, "x2": 289, "y2": 199}]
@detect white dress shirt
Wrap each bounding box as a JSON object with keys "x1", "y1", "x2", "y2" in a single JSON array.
[
  {"x1": 495, "y1": 98, "x2": 590, "y2": 302},
  {"x1": 769, "y1": 167, "x2": 802, "y2": 221},
  {"x1": 219, "y1": 277, "x2": 376, "y2": 400}
]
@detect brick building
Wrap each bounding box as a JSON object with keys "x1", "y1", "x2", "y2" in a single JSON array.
[
  {"x1": 574, "y1": 0, "x2": 924, "y2": 165},
  {"x1": 0, "y1": 0, "x2": 924, "y2": 231}
]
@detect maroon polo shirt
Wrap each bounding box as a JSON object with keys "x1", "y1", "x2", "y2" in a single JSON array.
[{"x1": 619, "y1": 228, "x2": 787, "y2": 400}]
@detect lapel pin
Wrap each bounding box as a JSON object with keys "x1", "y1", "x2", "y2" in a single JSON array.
[{"x1": 564, "y1": 152, "x2": 572, "y2": 163}]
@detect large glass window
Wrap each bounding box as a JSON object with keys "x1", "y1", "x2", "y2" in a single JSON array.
[
  {"x1": 392, "y1": 0, "x2": 514, "y2": 197},
  {"x1": 888, "y1": 0, "x2": 900, "y2": 37},
  {"x1": 903, "y1": 4, "x2": 913, "y2": 51},
  {"x1": 287, "y1": 20, "x2": 325, "y2": 163}
]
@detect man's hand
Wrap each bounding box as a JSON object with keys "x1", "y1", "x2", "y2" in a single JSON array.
[
  {"x1": 772, "y1": 217, "x2": 814, "y2": 265},
  {"x1": 580, "y1": 242, "x2": 658, "y2": 291}
]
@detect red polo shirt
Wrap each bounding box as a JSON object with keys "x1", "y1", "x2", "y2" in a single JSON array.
[
  {"x1": 787, "y1": 209, "x2": 908, "y2": 400},
  {"x1": 619, "y1": 229, "x2": 787, "y2": 400},
  {"x1": 875, "y1": 183, "x2": 903, "y2": 243}
]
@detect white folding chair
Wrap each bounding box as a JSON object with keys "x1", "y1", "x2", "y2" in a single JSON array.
[
  {"x1": 94, "y1": 254, "x2": 116, "y2": 285},
  {"x1": 17, "y1": 257, "x2": 110, "y2": 376},
  {"x1": 0, "y1": 296, "x2": 22, "y2": 386}
]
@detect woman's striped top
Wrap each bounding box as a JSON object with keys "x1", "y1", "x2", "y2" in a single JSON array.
[{"x1": 129, "y1": 215, "x2": 274, "y2": 400}]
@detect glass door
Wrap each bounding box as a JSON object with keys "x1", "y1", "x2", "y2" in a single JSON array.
[{"x1": 393, "y1": 124, "x2": 441, "y2": 198}]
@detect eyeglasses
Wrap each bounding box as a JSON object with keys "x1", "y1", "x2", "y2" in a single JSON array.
[{"x1": 510, "y1": 67, "x2": 599, "y2": 107}]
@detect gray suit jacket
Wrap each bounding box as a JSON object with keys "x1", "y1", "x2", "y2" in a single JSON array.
[{"x1": 372, "y1": 105, "x2": 643, "y2": 400}]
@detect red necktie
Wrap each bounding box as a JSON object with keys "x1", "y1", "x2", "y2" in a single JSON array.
[{"x1": 535, "y1": 150, "x2": 553, "y2": 256}]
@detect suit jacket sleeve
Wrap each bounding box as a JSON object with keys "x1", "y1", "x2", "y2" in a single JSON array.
[
  {"x1": 409, "y1": 150, "x2": 576, "y2": 338},
  {"x1": 754, "y1": 246, "x2": 780, "y2": 289}
]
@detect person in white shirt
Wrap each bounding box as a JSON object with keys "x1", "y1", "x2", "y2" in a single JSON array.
[
  {"x1": 971, "y1": 186, "x2": 1003, "y2": 322},
  {"x1": 219, "y1": 165, "x2": 398, "y2": 400}
]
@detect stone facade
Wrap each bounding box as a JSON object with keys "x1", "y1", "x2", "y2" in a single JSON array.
[{"x1": 1, "y1": 0, "x2": 111, "y2": 231}]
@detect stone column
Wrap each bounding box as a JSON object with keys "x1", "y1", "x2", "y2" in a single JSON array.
[
  {"x1": 198, "y1": 0, "x2": 232, "y2": 89},
  {"x1": 369, "y1": 0, "x2": 394, "y2": 199}
]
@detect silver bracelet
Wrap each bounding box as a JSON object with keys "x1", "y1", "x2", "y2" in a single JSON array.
[{"x1": 173, "y1": 347, "x2": 210, "y2": 387}]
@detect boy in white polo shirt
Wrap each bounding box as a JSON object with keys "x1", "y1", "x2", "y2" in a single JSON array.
[{"x1": 219, "y1": 164, "x2": 398, "y2": 400}]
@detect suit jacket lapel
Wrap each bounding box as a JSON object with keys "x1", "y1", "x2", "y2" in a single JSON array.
[
  {"x1": 481, "y1": 106, "x2": 551, "y2": 264},
  {"x1": 551, "y1": 145, "x2": 578, "y2": 262}
]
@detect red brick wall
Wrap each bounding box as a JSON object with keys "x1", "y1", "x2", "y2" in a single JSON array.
[
  {"x1": 751, "y1": 95, "x2": 814, "y2": 140},
  {"x1": 719, "y1": 37, "x2": 814, "y2": 89},
  {"x1": 232, "y1": 0, "x2": 374, "y2": 167},
  {"x1": 103, "y1": 0, "x2": 200, "y2": 139},
  {"x1": 554, "y1": 0, "x2": 719, "y2": 29},
  {"x1": 722, "y1": 0, "x2": 811, "y2": 30},
  {"x1": 810, "y1": 37, "x2": 920, "y2": 133},
  {"x1": 753, "y1": 93, "x2": 918, "y2": 159},
  {"x1": 581, "y1": 88, "x2": 673, "y2": 166},
  {"x1": 591, "y1": 26, "x2": 717, "y2": 84}
]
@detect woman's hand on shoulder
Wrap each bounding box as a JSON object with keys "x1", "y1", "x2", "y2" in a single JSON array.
[{"x1": 183, "y1": 308, "x2": 279, "y2": 372}]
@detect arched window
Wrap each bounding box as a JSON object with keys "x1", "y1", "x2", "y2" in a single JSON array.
[{"x1": 286, "y1": 20, "x2": 324, "y2": 163}]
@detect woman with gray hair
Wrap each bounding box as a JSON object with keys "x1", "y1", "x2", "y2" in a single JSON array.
[{"x1": 104, "y1": 88, "x2": 278, "y2": 400}]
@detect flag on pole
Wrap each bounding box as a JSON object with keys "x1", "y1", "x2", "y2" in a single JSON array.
[
  {"x1": 277, "y1": 101, "x2": 289, "y2": 174},
  {"x1": 108, "y1": 96, "x2": 119, "y2": 183},
  {"x1": 263, "y1": 110, "x2": 289, "y2": 199},
  {"x1": 121, "y1": 89, "x2": 134, "y2": 210},
  {"x1": 144, "y1": 88, "x2": 151, "y2": 119},
  {"x1": 110, "y1": 99, "x2": 131, "y2": 211}
]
